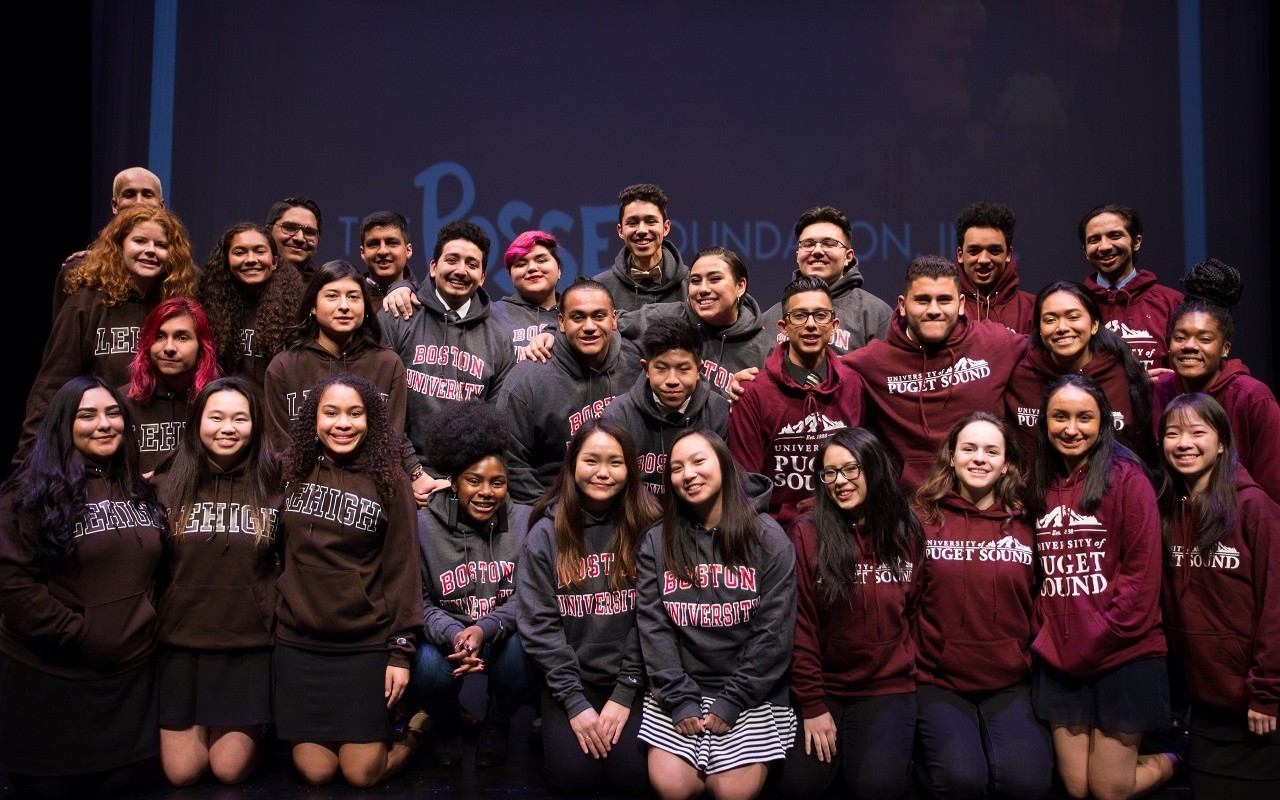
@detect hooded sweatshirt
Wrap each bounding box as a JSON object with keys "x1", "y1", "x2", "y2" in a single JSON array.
[
  {"x1": 619, "y1": 295, "x2": 775, "y2": 401},
  {"x1": 1031, "y1": 457, "x2": 1166, "y2": 678},
  {"x1": 497, "y1": 330, "x2": 643, "y2": 503},
  {"x1": 844, "y1": 316, "x2": 1026, "y2": 490},
  {"x1": 1084, "y1": 269, "x2": 1183, "y2": 370},
  {"x1": 602, "y1": 373, "x2": 730, "y2": 496},
  {"x1": 789, "y1": 504, "x2": 921, "y2": 717},
  {"x1": 1161, "y1": 468, "x2": 1280, "y2": 723},
  {"x1": 492, "y1": 291, "x2": 560, "y2": 361},
  {"x1": 592, "y1": 241, "x2": 688, "y2": 313},
  {"x1": 517, "y1": 504, "x2": 646, "y2": 718},
  {"x1": 761, "y1": 261, "x2": 894, "y2": 355},
  {"x1": 418, "y1": 490, "x2": 529, "y2": 649},
  {"x1": 379, "y1": 285, "x2": 516, "y2": 465},
  {"x1": 1005, "y1": 347, "x2": 1145, "y2": 464},
  {"x1": 958, "y1": 259, "x2": 1035, "y2": 335},
  {"x1": 1152, "y1": 361, "x2": 1280, "y2": 499},
  {"x1": 729, "y1": 343, "x2": 864, "y2": 529},
  {"x1": 153, "y1": 460, "x2": 282, "y2": 650},
  {"x1": 635, "y1": 486, "x2": 796, "y2": 726},
  {"x1": 274, "y1": 455, "x2": 421, "y2": 668},
  {"x1": 122, "y1": 384, "x2": 191, "y2": 476},
  {"x1": 914, "y1": 492, "x2": 1036, "y2": 693},
  {"x1": 18, "y1": 286, "x2": 155, "y2": 465},
  {"x1": 0, "y1": 467, "x2": 164, "y2": 679}
]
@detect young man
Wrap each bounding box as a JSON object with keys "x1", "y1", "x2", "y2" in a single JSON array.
[
  {"x1": 380, "y1": 221, "x2": 515, "y2": 480},
  {"x1": 762, "y1": 206, "x2": 893, "y2": 355},
  {"x1": 492, "y1": 230, "x2": 563, "y2": 360},
  {"x1": 591, "y1": 183, "x2": 688, "y2": 312},
  {"x1": 497, "y1": 278, "x2": 642, "y2": 503},
  {"x1": 1078, "y1": 203, "x2": 1184, "y2": 370},
  {"x1": 359, "y1": 210, "x2": 419, "y2": 300},
  {"x1": 955, "y1": 201, "x2": 1035, "y2": 334},
  {"x1": 602, "y1": 316, "x2": 730, "y2": 495},
  {"x1": 844, "y1": 256, "x2": 1026, "y2": 489},
  {"x1": 265, "y1": 196, "x2": 323, "y2": 279},
  {"x1": 729, "y1": 275, "x2": 865, "y2": 529}
]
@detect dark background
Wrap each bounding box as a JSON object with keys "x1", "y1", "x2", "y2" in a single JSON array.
[{"x1": 7, "y1": 0, "x2": 1272, "y2": 474}]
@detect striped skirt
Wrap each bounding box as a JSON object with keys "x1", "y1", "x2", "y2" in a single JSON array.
[{"x1": 638, "y1": 694, "x2": 795, "y2": 775}]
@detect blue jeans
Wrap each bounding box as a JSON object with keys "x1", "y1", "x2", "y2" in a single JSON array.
[{"x1": 406, "y1": 634, "x2": 534, "y2": 734}]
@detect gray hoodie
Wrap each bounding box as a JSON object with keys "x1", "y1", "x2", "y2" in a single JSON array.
[
  {"x1": 762, "y1": 259, "x2": 893, "y2": 355},
  {"x1": 591, "y1": 241, "x2": 688, "y2": 313}
]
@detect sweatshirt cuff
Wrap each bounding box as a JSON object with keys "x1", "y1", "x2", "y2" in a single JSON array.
[
  {"x1": 564, "y1": 692, "x2": 592, "y2": 719},
  {"x1": 476, "y1": 616, "x2": 506, "y2": 642},
  {"x1": 672, "y1": 700, "x2": 702, "y2": 726},
  {"x1": 708, "y1": 697, "x2": 742, "y2": 727},
  {"x1": 1248, "y1": 699, "x2": 1279, "y2": 719},
  {"x1": 610, "y1": 674, "x2": 641, "y2": 708},
  {"x1": 800, "y1": 697, "x2": 829, "y2": 719}
]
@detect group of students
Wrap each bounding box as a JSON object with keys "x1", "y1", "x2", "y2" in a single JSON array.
[{"x1": 1, "y1": 172, "x2": 1277, "y2": 800}]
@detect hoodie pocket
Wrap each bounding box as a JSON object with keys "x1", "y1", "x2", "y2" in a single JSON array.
[
  {"x1": 937, "y1": 637, "x2": 1029, "y2": 688},
  {"x1": 159, "y1": 583, "x2": 273, "y2": 645},
  {"x1": 1032, "y1": 610, "x2": 1122, "y2": 676},
  {"x1": 1167, "y1": 628, "x2": 1248, "y2": 706},
  {"x1": 277, "y1": 564, "x2": 382, "y2": 640},
  {"x1": 822, "y1": 636, "x2": 904, "y2": 684},
  {"x1": 76, "y1": 590, "x2": 157, "y2": 666}
]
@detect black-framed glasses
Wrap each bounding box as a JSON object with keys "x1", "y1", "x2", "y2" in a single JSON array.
[
  {"x1": 818, "y1": 463, "x2": 861, "y2": 484},
  {"x1": 277, "y1": 221, "x2": 319, "y2": 240},
  {"x1": 797, "y1": 238, "x2": 849, "y2": 253},
  {"x1": 784, "y1": 308, "x2": 834, "y2": 326}
]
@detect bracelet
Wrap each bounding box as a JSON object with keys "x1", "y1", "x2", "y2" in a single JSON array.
[{"x1": 410, "y1": 465, "x2": 425, "y2": 480}]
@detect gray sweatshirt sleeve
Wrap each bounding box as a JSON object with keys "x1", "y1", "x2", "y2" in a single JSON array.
[
  {"x1": 497, "y1": 382, "x2": 544, "y2": 504},
  {"x1": 516, "y1": 522, "x2": 591, "y2": 717},
  {"x1": 636, "y1": 527, "x2": 703, "y2": 724}
]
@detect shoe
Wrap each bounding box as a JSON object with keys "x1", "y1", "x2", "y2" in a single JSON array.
[
  {"x1": 475, "y1": 719, "x2": 509, "y2": 767},
  {"x1": 1164, "y1": 732, "x2": 1190, "y2": 776},
  {"x1": 433, "y1": 732, "x2": 464, "y2": 767}
]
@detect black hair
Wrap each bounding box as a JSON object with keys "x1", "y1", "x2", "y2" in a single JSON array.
[
  {"x1": 266, "y1": 196, "x2": 323, "y2": 234},
  {"x1": 779, "y1": 275, "x2": 832, "y2": 312},
  {"x1": 1077, "y1": 204, "x2": 1142, "y2": 259},
  {"x1": 283, "y1": 260, "x2": 383, "y2": 351},
  {"x1": 1170, "y1": 257, "x2": 1243, "y2": 344},
  {"x1": 954, "y1": 202, "x2": 1015, "y2": 249},
  {"x1": 360, "y1": 210, "x2": 411, "y2": 242},
  {"x1": 420, "y1": 400, "x2": 511, "y2": 479},
  {"x1": 617, "y1": 183, "x2": 669, "y2": 222},
  {"x1": 793, "y1": 206, "x2": 852, "y2": 243},
  {"x1": 432, "y1": 220, "x2": 490, "y2": 264},
  {"x1": 1156, "y1": 393, "x2": 1239, "y2": 555},
  {"x1": 901, "y1": 254, "x2": 959, "y2": 295},
  {"x1": 641, "y1": 315, "x2": 704, "y2": 362},
  {"x1": 560, "y1": 276, "x2": 617, "y2": 310}
]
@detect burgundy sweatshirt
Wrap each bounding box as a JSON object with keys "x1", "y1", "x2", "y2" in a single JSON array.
[
  {"x1": 789, "y1": 511, "x2": 920, "y2": 718},
  {"x1": 1161, "y1": 469, "x2": 1280, "y2": 720},
  {"x1": 1152, "y1": 361, "x2": 1280, "y2": 500},
  {"x1": 728, "y1": 343, "x2": 864, "y2": 529},
  {"x1": 843, "y1": 316, "x2": 1026, "y2": 490},
  {"x1": 1084, "y1": 269, "x2": 1183, "y2": 370},
  {"x1": 958, "y1": 259, "x2": 1035, "y2": 335},
  {"x1": 1032, "y1": 457, "x2": 1166, "y2": 678},
  {"x1": 915, "y1": 492, "x2": 1037, "y2": 692}
]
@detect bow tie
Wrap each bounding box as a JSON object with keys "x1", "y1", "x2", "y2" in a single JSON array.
[{"x1": 630, "y1": 265, "x2": 662, "y2": 284}]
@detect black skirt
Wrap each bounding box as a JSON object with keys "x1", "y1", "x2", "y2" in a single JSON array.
[
  {"x1": 273, "y1": 642, "x2": 392, "y2": 743},
  {"x1": 157, "y1": 645, "x2": 271, "y2": 728},
  {"x1": 1032, "y1": 657, "x2": 1171, "y2": 734},
  {"x1": 0, "y1": 653, "x2": 157, "y2": 776}
]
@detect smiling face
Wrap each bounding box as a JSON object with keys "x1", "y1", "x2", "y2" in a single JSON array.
[
  {"x1": 643, "y1": 348, "x2": 700, "y2": 411},
  {"x1": 508, "y1": 244, "x2": 561, "y2": 309},
  {"x1": 123, "y1": 220, "x2": 171, "y2": 294},
  {"x1": 1169, "y1": 311, "x2": 1230, "y2": 390},
  {"x1": 227, "y1": 229, "x2": 277, "y2": 289},
  {"x1": 272, "y1": 206, "x2": 319, "y2": 268},
  {"x1": 688, "y1": 254, "x2": 746, "y2": 326},
  {"x1": 950, "y1": 420, "x2": 1008, "y2": 507},
  {"x1": 1038, "y1": 290, "x2": 1099, "y2": 370},
  {"x1": 430, "y1": 238, "x2": 485, "y2": 309},
  {"x1": 1083, "y1": 212, "x2": 1141, "y2": 284},
  {"x1": 149, "y1": 312, "x2": 199, "y2": 383},
  {"x1": 669, "y1": 433, "x2": 724, "y2": 526},
  {"x1": 72, "y1": 387, "x2": 125, "y2": 465},
  {"x1": 315, "y1": 384, "x2": 367, "y2": 460},
  {"x1": 898, "y1": 276, "x2": 964, "y2": 346},
  {"x1": 360, "y1": 224, "x2": 413, "y2": 284},
  {"x1": 957, "y1": 226, "x2": 1011, "y2": 292},
  {"x1": 821, "y1": 443, "x2": 866, "y2": 522},
  {"x1": 574, "y1": 430, "x2": 628, "y2": 514},
  {"x1": 779, "y1": 289, "x2": 837, "y2": 366},
  {"x1": 617, "y1": 200, "x2": 670, "y2": 269},
  {"x1": 313, "y1": 277, "x2": 365, "y2": 351},
  {"x1": 795, "y1": 221, "x2": 854, "y2": 285},
  {"x1": 199, "y1": 389, "x2": 253, "y2": 470},
  {"x1": 1045, "y1": 384, "x2": 1102, "y2": 473},
  {"x1": 1162, "y1": 407, "x2": 1224, "y2": 497},
  {"x1": 559, "y1": 287, "x2": 617, "y2": 368},
  {"x1": 453, "y1": 455, "x2": 508, "y2": 524}
]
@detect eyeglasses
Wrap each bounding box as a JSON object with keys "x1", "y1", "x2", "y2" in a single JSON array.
[
  {"x1": 818, "y1": 463, "x2": 861, "y2": 484},
  {"x1": 784, "y1": 308, "x2": 835, "y2": 326},
  {"x1": 277, "y1": 221, "x2": 319, "y2": 240},
  {"x1": 797, "y1": 238, "x2": 849, "y2": 254}
]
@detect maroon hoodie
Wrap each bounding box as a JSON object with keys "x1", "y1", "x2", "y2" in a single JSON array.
[
  {"x1": 1005, "y1": 347, "x2": 1145, "y2": 464},
  {"x1": 1152, "y1": 361, "x2": 1280, "y2": 499},
  {"x1": 1161, "y1": 469, "x2": 1280, "y2": 719},
  {"x1": 789, "y1": 507, "x2": 920, "y2": 718},
  {"x1": 1032, "y1": 457, "x2": 1166, "y2": 678},
  {"x1": 914, "y1": 492, "x2": 1036, "y2": 692},
  {"x1": 843, "y1": 316, "x2": 1026, "y2": 490},
  {"x1": 958, "y1": 258, "x2": 1035, "y2": 335},
  {"x1": 728, "y1": 343, "x2": 864, "y2": 530},
  {"x1": 1084, "y1": 269, "x2": 1183, "y2": 370}
]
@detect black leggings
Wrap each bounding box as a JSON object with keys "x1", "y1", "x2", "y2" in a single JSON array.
[{"x1": 539, "y1": 684, "x2": 649, "y2": 797}]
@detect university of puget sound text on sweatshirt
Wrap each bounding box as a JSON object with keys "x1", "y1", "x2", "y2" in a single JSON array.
[
  {"x1": 592, "y1": 241, "x2": 689, "y2": 314},
  {"x1": 1084, "y1": 268, "x2": 1183, "y2": 370},
  {"x1": 761, "y1": 259, "x2": 894, "y2": 355}
]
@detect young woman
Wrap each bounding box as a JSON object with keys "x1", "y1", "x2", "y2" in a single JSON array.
[
  {"x1": 151, "y1": 376, "x2": 282, "y2": 786},
  {"x1": 1157, "y1": 393, "x2": 1279, "y2": 797},
  {"x1": 1153, "y1": 257, "x2": 1280, "y2": 498},
  {"x1": 19, "y1": 205, "x2": 199, "y2": 464},
  {"x1": 122, "y1": 296, "x2": 220, "y2": 476},
  {"x1": 636, "y1": 429, "x2": 796, "y2": 800},
  {"x1": 1005, "y1": 280, "x2": 1153, "y2": 464},
  {"x1": 197, "y1": 221, "x2": 306, "y2": 397},
  {"x1": 0, "y1": 376, "x2": 167, "y2": 797},
  {"x1": 1025, "y1": 373, "x2": 1177, "y2": 800},
  {"x1": 517, "y1": 418, "x2": 661, "y2": 795},
  {"x1": 407, "y1": 400, "x2": 533, "y2": 769},
  {"x1": 912, "y1": 412, "x2": 1051, "y2": 799},
  {"x1": 273, "y1": 372, "x2": 424, "y2": 788},
  {"x1": 778, "y1": 427, "x2": 923, "y2": 800}
]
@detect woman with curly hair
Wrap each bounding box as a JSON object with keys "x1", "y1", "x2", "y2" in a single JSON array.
[
  {"x1": 121, "y1": 296, "x2": 220, "y2": 476},
  {"x1": 777, "y1": 427, "x2": 923, "y2": 800},
  {"x1": 517, "y1": 418, "x2": 661, "y2": 795},
  {"x1": 18, "y1": 205, "x2": 199, "y2": 465},
  {"x1": 911, "y1": 412, "x2": 1051, "y2": 799},
  {"x1": 407, "y1": 400, "x2": 534, "y2": 768},
  {"x1": 273, "y1": 372, "x2": 424, "y2": 788},
  {"x1": 197, "y1": 221, "x2": 306, "y2": 397},
  {"x1": 0, "y1": 376, "x2": 167, "y2": 798}
]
